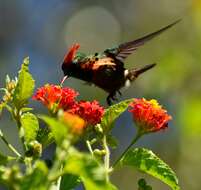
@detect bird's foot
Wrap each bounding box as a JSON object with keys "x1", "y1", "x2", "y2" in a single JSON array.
[
  {"x1": 107, "y1": 91, "x2": 119, "y2": 106},
  {"x1": 117, "y1": 90, "x2": 122, "y2": 96}
]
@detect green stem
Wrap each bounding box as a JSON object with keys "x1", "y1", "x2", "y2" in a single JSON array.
[
  {"x1": 55, "y1": 176, "x2": 61, "y2": 190},
  {"x1": 113, "y1": 132, "x2": 142, "y2": 168},
  {"x1": 49, "y1": 141, "x2": 70, "y2": 183},
  {"x1": 49, "y1": 161, "x2": 63, "y2": 190},
  {"x1": 24, "y1": 157, "x2": 33, "y2": 173},
  {"x1": 49, "y1": 176, "x2": 62, "y2": 190},
  {"x1": 14, "y1": 108, "x2": 26, "y2": 153},
  {"x1": 0, "y1": 129, "x2": 21, "y2": 157},
  {"x1": 49, "y1": 162, "x2": 64, "y2": 190},
  {"x1": 86, "y1": 140, "x2": 94, "y2": 156},
  {"x1": 103, "y1": 135, "x2": 110, "y2": 182}
]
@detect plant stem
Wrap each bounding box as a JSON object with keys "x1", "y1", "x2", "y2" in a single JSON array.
[
  {"x1": 14, "y1": 108, "x2": 26, "y2": 153},
  {"x1": 55, "y1": 176, "x2": 61, "y2": 190},
  {"x1": 49, "y1": 176, "x2": 62, "y2": 190},
  {"x1": 49, "y1": 141, "x2": 70, "y2": 184},
  {"x1": 103, "y1": 135, "x2": 110, "y2": 182},
  {"x1": 113, "y1": 132, "x2": 142, "y2": 168},
  {"x1": 49, "y1": 162, "x2": 63, "y2": 190},
  {"x1": 86, "y1": 140, "x2": 94, "y2": 156},
  {"x1": 0, "y1": 129, "x2": 21, "y2": 157}
]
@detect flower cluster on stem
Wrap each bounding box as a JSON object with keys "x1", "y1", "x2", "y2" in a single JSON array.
[
  {"x1": 129, "y1": 98, "x2": 172, "y2": 134},
  {"x1": 33, "y1": 84, "x2": 105, "y2": 134}
]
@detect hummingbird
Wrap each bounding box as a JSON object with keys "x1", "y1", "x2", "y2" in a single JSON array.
[{"x1": 62, "y1": 20, "x2": 180, "y2": 105}]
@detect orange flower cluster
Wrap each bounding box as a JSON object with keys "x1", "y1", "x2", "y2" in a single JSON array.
[
  {"x1": 62, "y1": 112, "x2": 86, "y2": 135},
  {"x1": 129, "y1": 98, "x2": 172, "y2": 133},
  {"x1": 32, "y1": 84, "x2": 78, "y2": 112},
  {"x1": 33, "y1": 84, "x2": 104, "y2": 129}
]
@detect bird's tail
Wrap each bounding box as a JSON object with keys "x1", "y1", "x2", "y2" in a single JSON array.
[{"x1": 127, "y1": 63, "x2": 156, "y2": 81}]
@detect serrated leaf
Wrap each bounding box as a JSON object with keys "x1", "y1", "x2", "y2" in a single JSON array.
[
  {"x1": 120, "y1": 148, "x2": 180, "y2": 190},
  {"x1": 64, "y1": 149, "x2": 117, "y2": 190},
  {"x1": 21, "y1": 161, "x2": 49, "y2": 190},
  {"x1": 13, "y1": 57, "x2": 35, "y2": 108},
  {"x1": 20, "y1": 112, "x2": 39, "y2": 143},
  {"x1": 60, "y1": 174, "x2": 80, "y2": 190},
  {"x1": 100, "y1": 99, "x2": 133, "y2": 132},
  {"x1": 39, "y1": 116, "x2": 68, "y2": 145}
]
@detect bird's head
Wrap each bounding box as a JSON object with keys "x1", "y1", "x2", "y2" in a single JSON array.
[{"x1": 62, "y1": 43, "x2": 80, "y2": 76}]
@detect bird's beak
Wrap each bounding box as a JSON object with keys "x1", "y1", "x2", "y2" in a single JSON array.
[{"x1": 60, "y1": 75, "x2": 69, "y2": 86}]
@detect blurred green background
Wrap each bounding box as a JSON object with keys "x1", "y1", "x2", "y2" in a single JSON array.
[{"x1": 0, "y1": 0, "x2": 201, "y2": 189}]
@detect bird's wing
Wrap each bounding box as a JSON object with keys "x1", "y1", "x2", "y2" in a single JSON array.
[{"x1": 104, "y1": 20, "x2": 181, "y2": 62}]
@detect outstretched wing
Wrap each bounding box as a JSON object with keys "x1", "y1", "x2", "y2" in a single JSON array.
[{"x1": 104, "y1": 20, "x2": 181, "y2": 62}]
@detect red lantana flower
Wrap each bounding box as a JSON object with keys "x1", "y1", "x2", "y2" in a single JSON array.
[
  {"x1": 33, "y1": 84, "x2": 105, "y2": 126},
  {"x1": 33, "y1": 84, "x2": 78, "y2": 112},
  {"x1": 129, "y1": 98, "x2": 172, "y2": 133},
  {"x1": 70, "y1": 100, "x2": 105, "y2": 125}
]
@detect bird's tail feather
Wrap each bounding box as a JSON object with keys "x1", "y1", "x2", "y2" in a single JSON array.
[{"x1": 128, "y1": 63, "x2": 156, "y2": 81}]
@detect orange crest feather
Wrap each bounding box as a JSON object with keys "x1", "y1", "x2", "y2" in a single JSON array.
[{"x1": 63, "y1": 43, "x2": 80, "y2": 64}]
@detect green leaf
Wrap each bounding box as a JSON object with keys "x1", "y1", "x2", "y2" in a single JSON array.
[
  {"x1": 37, "y1": 127, "x2": 54, "y2": 148},
  {"x1": 21, "y1": 161, "x2": 49, "y2": 190},
  {"x1": 39, "y1": 116, "x2": 68, "y2": 145},
  {"x1": 60, "y1": 174, "x2": 81, "y2": 190},
  {"x1": 20, "y1": 107, "x2": 34, "y2": 113},
  {"x1": 64, "y1": 148, "x2": 117, "y2": 190},
  {"x1": 107, "y1": 135, "x2": 118, "y2": 149},
  {"x1": 0, "y1": 166, "x2": 5, "y2": 183},
  {"x1": 20, "y1": 112, "x2": 39, "y2": 143},
  {"x1": 0, "y1": 102, "x2": 5, "y2": 115},
  {"x1": 120, "y1": 148, "x2": 180, "y2": 190},
  {"x1": 0, "y1": 102, "x2": 9, "y2": 116},
  {"x1": 13, "y1": 57, "x2": 35, "y2": 108},
  {"x1": 0, "y1": 152, "x2": 9, "y2": 165},
  {"x1": 100, "y1": 99, "x2": 133, "y2": 132}
]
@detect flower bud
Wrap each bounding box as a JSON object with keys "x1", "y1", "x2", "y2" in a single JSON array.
[{"x1": 25, "y1": 140, "x2": 42, "y2": 158}]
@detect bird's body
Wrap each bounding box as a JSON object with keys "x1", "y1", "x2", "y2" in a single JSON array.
[{"x1": 62, "y1": 20, "x2": 180, "y2": 105}]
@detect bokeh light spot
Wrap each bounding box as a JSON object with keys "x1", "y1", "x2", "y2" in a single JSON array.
[{"x1": 63, "y1": 6, "x2": 121, "y2": 52}]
